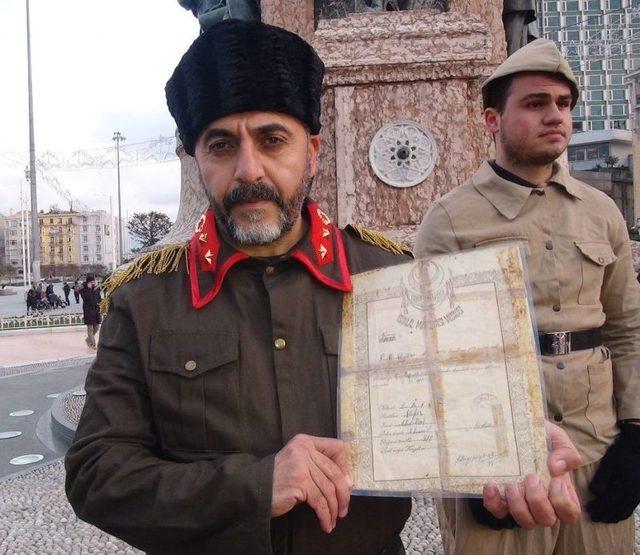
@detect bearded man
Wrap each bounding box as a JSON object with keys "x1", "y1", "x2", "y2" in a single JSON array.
[
  {"x1": 66, "y1": 23, "x2": 583, "y2": 554},
  {"x1": 416, "y1": 38, "x2": 640, "y2": 554}
]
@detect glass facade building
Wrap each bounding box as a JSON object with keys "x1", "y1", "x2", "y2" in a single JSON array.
[{"x1": 539, "y1": 0, "x2": 640, "y2": 132}]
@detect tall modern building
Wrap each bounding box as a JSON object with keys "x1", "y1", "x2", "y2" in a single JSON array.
[{"x1": 538, "y1": 0, "x2": 640, "y2": 133}]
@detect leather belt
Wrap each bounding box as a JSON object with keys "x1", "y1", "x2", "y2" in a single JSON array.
[{"x1": 538, "y1": 328, "x2": 602, "y2": 356}]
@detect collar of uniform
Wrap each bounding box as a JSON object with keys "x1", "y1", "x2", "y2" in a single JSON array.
[
  {"x1": 474, "y1": 160, "x2": 582, "y2": 220},
  {"x1": 488, "y1": 160, "x2": 538, "y2": 188},
  {"x1": 188, "y1": 201, "x2": 352, "y2": 309},
  {"x1": 547, "y1": 161, "x2": 584, "y2": 200},
  {"x1": 472, "y1": 160, "x2": 535, "y2": 220}
]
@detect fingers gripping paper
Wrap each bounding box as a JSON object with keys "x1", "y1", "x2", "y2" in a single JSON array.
[{"x1": 339, "y1": 244, "x2": 548, "y2": 495}]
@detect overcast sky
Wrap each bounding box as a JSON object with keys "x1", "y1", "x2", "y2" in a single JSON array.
[{"x1": 0, "y1": 0, "x2": 199, "y2": 221}]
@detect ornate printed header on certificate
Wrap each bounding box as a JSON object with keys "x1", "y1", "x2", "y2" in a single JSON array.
[{"x1": 339, "y1": 244, "x2": 547, "y2": 495}]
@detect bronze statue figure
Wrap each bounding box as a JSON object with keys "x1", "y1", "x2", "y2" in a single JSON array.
[
  {"x1": 503, "y1": 0, "x2": 538, "y2": 55},
  {"x1": 178, "y1": 0, "x2": 260, "y2": 30}
]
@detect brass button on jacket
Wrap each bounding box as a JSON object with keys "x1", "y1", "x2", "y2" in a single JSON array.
[
  {"x1": 274, "y1": 338, "x2": 286, "y2": 350},
  {"x1": 184, "y1": 360, "x2": 197, "y2": 372}
]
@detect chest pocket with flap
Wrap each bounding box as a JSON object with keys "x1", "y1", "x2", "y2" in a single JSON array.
[
  {"x1": 575, "y1": 242, "x2": 617, "y2": 306},
  {"x1": 149, "y1": 331, "x2": 241, "y2": 453}
]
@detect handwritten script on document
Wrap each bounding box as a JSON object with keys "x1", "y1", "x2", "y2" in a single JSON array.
[{"x1": 339, "y1": 244, "x2": 547, "y2": 495}]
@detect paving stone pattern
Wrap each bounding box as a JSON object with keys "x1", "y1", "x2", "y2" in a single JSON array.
[
  {"x1": 61, "y1": 394, "x2": 85, "y2": 426},
  {"x1": 0, "y1": 463, "x2": 445, "y2": 554},
  {"x1": 0, "y1": 460, "x2": 638, "y2": 553},
  {"x1": 402, "y1": 497, "x2": 444, "y2": 554},
  {"x1": 0, "y1": 460, "x2": 141, "y2": 554}
]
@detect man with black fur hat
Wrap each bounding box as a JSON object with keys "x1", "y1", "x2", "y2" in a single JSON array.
[
  {"x1": 416, "y1": 38, "x2": 640, "y2": 554},
  {"x1": 66, "y1": 22, "x2": 581, "y2": 554}
]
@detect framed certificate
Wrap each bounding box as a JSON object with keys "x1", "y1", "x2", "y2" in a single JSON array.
[{"x1": 339, "y1": 244, "x2": 548, "y2": 495}]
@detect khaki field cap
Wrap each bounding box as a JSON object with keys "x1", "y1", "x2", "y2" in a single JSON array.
[{"x1": 482, "y1": 38, "x2": 579, "y2": 108}]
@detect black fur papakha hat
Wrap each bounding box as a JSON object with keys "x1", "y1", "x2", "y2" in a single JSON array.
[{"x1": 166, "y1": 19, "x2": 325, "y2": 156}]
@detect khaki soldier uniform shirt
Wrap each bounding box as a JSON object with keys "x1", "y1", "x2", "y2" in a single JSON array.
[
  {"x1": 65, "y1": 203, "x2": 411, "y2": 555},
  {"x1": 415, "y1": 161, "x2": 640, "y2": 464}
]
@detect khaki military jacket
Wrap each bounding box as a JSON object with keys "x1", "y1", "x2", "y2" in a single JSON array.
[
  {"x1": 65, "y1": 203, "x2": 412, "y2": 555},
  {"x1": 415, "y1": 161, "x2": 640, "y2": 464}
]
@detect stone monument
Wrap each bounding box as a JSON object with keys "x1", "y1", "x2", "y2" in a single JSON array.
[
  {"x1": 160, "y1": 0, "x2": 507, "y2": 247},
  {"x1": 261, "y1": 0, "x2": 505, "y2": 244}
]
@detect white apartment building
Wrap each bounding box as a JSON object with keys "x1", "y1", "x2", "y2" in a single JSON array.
[
  {"x1": 3, "y1": 210, "x2": 32, "y2": 277},
  {"x1": 76, "y1": 211, "x2": 119, "y2": 269}
]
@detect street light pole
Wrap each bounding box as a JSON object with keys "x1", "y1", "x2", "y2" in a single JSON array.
[
  {"x1": 112, "y1": 131, "x2": 126, "y2": 265},
  {"x1": 20, "y1": 180, "x2": 27, "y2": 289},
  {"x1": 26, "y1": 0, "x2": 40, "y2": 283}
]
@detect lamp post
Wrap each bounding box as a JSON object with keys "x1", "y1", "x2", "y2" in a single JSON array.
[
  {"x1": 112, "y1": 131, "x2": 126, "y2": 265},
  {"x1": 23, "y1": 167, "x2": 32, "y2": 286},
  {"x1": 26, "y1": 0, "x2": 40, "y2": 283}
]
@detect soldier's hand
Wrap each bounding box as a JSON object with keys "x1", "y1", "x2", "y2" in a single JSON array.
[
  {"x1": 271, "y1": 434, "x2": 353, "y2": 533},
  {"x1": 481, "y1": 421, "x2": 581, "y2": 528},
  {"x1": 587, "y1": 422, "x2": 640, "y2": 523}
]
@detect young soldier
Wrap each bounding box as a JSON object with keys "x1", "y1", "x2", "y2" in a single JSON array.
[{"x1": 416, "y1": 38, "x2": 640, "y2": 554}]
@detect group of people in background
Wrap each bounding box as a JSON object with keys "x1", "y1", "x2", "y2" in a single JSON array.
[
  {"x1": 26, "y1": 280, "x2": 67, "y2": 312},
  {"x1": 24, "y1": 274, "x2": 102, "y2": 349},
  {"x1": 25, "y1": 278, "x2": 93, "y2": 313}
]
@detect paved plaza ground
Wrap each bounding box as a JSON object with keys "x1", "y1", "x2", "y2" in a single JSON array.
[{"x1": 0, "y1": 327, "x2": 96, "y2": 368}]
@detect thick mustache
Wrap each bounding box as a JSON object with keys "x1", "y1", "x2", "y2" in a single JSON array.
[{"x1": 223, "y1": 182, "x2": 284, "y2": 212}]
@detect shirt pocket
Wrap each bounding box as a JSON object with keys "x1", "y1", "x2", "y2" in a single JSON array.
[
  {"x1": 149, "y1": 331, "x2": 240, "y2": 453},
  {"x1": 473, "y1": 236, "x2": 531, "y2": 257},
  {"x1": 575, "y1": 242, "x2": 617, "y2": 305}
]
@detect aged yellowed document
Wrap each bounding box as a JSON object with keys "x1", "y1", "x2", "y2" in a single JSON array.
[{"x1": 339, "y1": 244, "x2": 548, "y2": 495}]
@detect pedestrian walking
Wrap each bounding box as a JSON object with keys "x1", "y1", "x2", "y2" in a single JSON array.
[
  {"x1": 26, "y1": 285, "x2": 37, "y2": 315},
  {"x1": 63, "y1": 282, "x2": 71, "y2": 305},
  {"x1": 73, "y1": 281, "x2": 81, "y2": 304},
  {"x1": 80, "y1": 274, "x2": 101, "y2": 349}
]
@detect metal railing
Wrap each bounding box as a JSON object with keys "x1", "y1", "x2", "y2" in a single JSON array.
[{"x1": 0, "y1": 312, "x2": 84, "y2": 331}]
